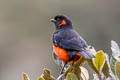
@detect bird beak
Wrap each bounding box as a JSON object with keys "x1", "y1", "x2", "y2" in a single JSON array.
[{"x1": 50, "y1": 18, "x2": 56, "y2": 23}]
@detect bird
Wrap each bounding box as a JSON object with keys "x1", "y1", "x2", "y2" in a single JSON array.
[{"x1": 51, "y1": 15, "x2": 94, "y2": 73}]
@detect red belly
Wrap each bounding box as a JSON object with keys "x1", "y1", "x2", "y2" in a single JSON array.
[{"x1": 53, "y1": 44, "x2": 69, "y2": 63}]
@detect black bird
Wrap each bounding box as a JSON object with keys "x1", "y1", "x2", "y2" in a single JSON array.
[{"x1": 51, "y1": 15, "x2": 94, "y2": 65}]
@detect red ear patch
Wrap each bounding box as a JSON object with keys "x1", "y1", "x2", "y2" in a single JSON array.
[{"x1": 58, "y1": 19, "x2": 66, "y2": 26}]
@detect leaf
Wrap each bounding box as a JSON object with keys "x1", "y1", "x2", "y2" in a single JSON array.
[
  {"x1": 110, "y1": 55, "x2": 116, "y2": 75},
  {"x1": 111, "y1": 40, "x2": 120, "y2": 62},
  {"x1": 42, "y1": 68, "x2": 55, "y2": 80},
  {"x1": 102, "y1": 53, "x2": 112, "y2": 78},
  {"x1": 37, "y1": 77, "x2": 45, "y2": 80},
  {"x1": 22, "y1": 72, "x2": 30, "y2": 80},
  {"x1": 94, "y1": 50, "x2": 105, "y2": 71},
  {"x1": 110, "y1": 40, "x2": 120, "y2": 79},
  {"x1": 115, "y1": 61, "x2": 120, "y2": 79},
  {"x1": 87, "y1": 59, "x2": 99, "y2": 75},
  {"x1": 66, "y1": 73, "x2": 78, "y2": 80},
  {"x1": 80, "y1": 67, "x2": 89, "y2": 80},
  {"x1": 65, "y1": 63, "x2": 81, "y2": 80},
  {"x1": 87, "y1": 46, "x2": 100, "y2": 75}
]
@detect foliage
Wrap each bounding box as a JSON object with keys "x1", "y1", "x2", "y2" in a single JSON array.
[
  {"x1": 22, "y1": 40, "x2": 120, "y2": 80},
  {"x1": 22, "y1": 72, "x2": 30, "y2": 80}
]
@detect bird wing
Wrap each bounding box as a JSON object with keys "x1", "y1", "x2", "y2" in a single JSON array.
[
  {"x1": 53, "y1": 29, "x2": 87, "y2": 51},
  {"x1": 59, "y1": 36, "x2": 94, "y2": 59},
  {"x1": 60, "y1": 36, "x2": 87, "y2": 51}
]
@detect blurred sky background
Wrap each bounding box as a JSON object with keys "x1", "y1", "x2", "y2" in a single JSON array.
[{"x1": 0, "y1": 0, "x2": 120, "y2": 80}]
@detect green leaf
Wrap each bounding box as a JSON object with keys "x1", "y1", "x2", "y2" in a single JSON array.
[
  {"x1": 87, "y1": 59, "x2": 99, "y2": 75},
  {"x1": 65, "y1": 56, "x2": 85, "y2": 80},
  {"x1": 110, "y1": 55, "x2": 116, "y2": 75},
  {"x1": 66, "y1": 73, "x2": 78, "y2": 80},
  {"x1": 115, "y1": 61, "x2": 120, "y2": 79},
  {"x1": 37, "y1": 77, "x2": 45, "y2": 80},
  {"x1": 65, "y1": 64, "x2": 81, "y2": 80},
  {"x1": 94, "y1": 50, "x2": 105, "y2": 71},
  {"x1": 42, "y1": 68, "x2": 55, "y2": 80},
  {"x1": 22, "y1": 72, "x2": 30, "y2": 80},
  {"x1": 102, "y1": 53, "x2": 112, "y2": 78}
]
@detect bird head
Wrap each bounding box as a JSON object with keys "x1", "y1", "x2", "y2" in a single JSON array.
[{"x1": 51, "y1": 15, "x2": 72, "y2": 29}]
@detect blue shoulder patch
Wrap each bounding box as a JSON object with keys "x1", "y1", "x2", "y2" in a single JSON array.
[{"x1": 69, "y1": 51, "x2": 75, "y2": 59}]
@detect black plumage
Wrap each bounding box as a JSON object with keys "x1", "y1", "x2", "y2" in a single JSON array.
[{"x1": 51, "y1": 15, "x2": 94, "y2": 60}]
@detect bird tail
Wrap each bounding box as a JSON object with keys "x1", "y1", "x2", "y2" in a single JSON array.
[{"x1": 79, "y1": 50, "x2": 95, "y2": 59}]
